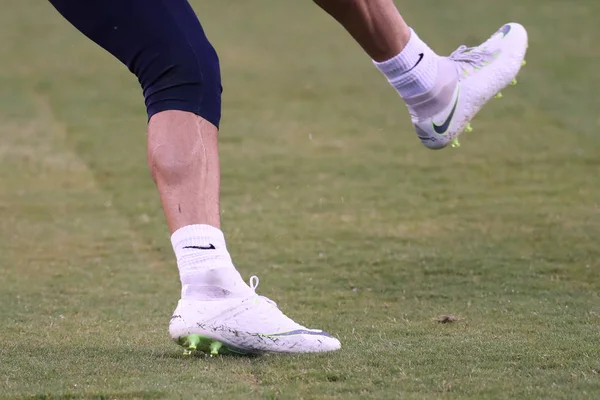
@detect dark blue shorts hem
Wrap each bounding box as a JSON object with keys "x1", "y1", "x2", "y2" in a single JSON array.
[{"x1": 147, "y1": 100, "x2": 221, "y2": 129}]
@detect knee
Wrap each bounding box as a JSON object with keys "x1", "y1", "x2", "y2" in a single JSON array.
[
  {"x1": 148, "y1": 142, "x2": 197, "y2": 187},
  {"x1": 147, "y1": 111, "x2": 217, "y2": 185},
  {"x1": 147, "y1": 119, "x2": 194, "y2": 186},
  {"x1": 148, "y1": 142, "x2": 185, "y2": 186}
]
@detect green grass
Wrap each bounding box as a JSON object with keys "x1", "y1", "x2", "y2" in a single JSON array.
[{"x1": 1, "y1": 0, "x2": 599, "y2": 398}]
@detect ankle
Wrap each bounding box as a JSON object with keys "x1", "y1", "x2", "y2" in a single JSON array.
[
  {"x1": 172, "y1": 225, "x2": 251, "y2": 298},
  {"x1": 374, "y1": 29, "x2": 439, "y2": 99},
  {"x1": 172, "y1": 225, "x2": 231, "y2": 266}
]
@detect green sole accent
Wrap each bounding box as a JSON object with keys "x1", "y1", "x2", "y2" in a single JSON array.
[
  {"x1": 449, "y1": 59, "x2": 526, "y2": 150},
  {"x1": 177, "y1": 334, "x2": 249, "y2": 356}
]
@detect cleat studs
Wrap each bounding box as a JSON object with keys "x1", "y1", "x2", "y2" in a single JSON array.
[
  {"x1": 494, "y1": 92, "x2": 503, "y2": 99},
  {"x1": 210, "y1": 341, "x2": 222, "y2": 356},
  {"x1": 177, "y1": 335, "x2": 225, "y2": 356},
  {"x1": 464, "y1": 123, "x2": 473, "y2": 133},
  {"x1": 522, "y1": 60, "x2": 527, "y2": 66},
  {"x1": 186, "y1": 334, "x2": 201, "y2": 351},
  {"x1": 510, "y1": 78, "x2": 518, "y2": 86},
  {"x1": 451, "y1": 138, "x2": 460, "y2": 148}
]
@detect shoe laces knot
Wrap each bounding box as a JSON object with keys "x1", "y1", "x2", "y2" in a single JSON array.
[
  {"x1": 449, "y1": 45, "x2": 495, "y2": 74},
  {"x1": 249, "y1": 275, "x2": 278, "y2": 307}
]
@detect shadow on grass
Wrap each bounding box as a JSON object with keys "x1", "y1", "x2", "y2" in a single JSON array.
[
  {"x1": 21, "y1": 392, "x2": 165, "y2": 400},
  {"x1": 157, "y1": 351, "x2": 262, "y2": 360},
  {"x1": 9, "y1": 341, "x2": 265, "y2": 363}
]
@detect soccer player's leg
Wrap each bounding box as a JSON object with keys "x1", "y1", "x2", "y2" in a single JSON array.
[
  {"x1": 314, "y1": 0, "x2": 528, "y2": 149},
  {"x1": 48, "y1": 0, "x2": 340, "y2": 355}
]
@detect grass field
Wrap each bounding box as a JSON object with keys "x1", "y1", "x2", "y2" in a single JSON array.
[{"x1": 1, "y1": 0, "x2": 599, "y2": 398}]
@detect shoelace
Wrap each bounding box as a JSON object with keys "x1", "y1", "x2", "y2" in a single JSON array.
[
  {"x1": 249, "y1": 275, "x2": 278, "y2": 307},
  {"x1": 449, "y1": 45, "x2": 494, "y2": 71}
]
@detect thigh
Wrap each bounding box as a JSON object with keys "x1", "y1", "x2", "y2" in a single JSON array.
[
  {"x1": 49, "y1": 0, "x2": 206, "y2": 69},
  {"x1": 48, "y1": 0, "x2": 222, "y2": 126}
]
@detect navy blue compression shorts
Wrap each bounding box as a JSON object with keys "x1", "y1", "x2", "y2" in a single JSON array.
[{"x1": 48, "y1": 0, "x2": 222, "y2": 128}]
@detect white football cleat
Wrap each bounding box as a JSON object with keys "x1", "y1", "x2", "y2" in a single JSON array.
[
  {"x1": 169, "y1": 276, "x2": 341, "y2": 355},
  {"x1": 407, "y1": 23, "x2": 528, "y2": 149}
]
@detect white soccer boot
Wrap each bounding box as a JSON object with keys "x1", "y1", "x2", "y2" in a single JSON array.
[
  {"x1": 407, "y1": 23, "x2": 528, "y2": 149},
  {"x1": 169, "y1": 276, "x2": 341, "y2": 355}
]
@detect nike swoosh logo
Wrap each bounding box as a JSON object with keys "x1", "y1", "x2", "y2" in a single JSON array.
[
  {"x1": 499, "y1": 24, "x2": 511, "y2": 38},
  {"x1": 405, "y1": 53, "x2": 424, "y2": 74},
  {"x1": 265, "y1": 329, "x2": 333, "y2": 338},
  {"x1": 183, "y1": 244, "x2": 216, "y2": 250},
  {"x1": 432, "y1": 85, "x2": 460, "y2": 135}
]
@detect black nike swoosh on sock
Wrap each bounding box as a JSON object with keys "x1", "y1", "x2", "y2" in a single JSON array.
[
  {"x1": 183, "y1": 244, "x2": 216, "y2": 250},
  {"x1": 404, "y1": 53, "x2": 424, "y2": 73}
]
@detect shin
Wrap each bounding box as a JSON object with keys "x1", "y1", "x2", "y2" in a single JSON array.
[{"x1": 313, "y1": 0, "x2": 410, "y2": 62}]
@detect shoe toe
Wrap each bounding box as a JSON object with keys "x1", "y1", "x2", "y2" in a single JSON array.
[
  {"x1": 270, "y1": 329, "x2": 342, "y2": 352},
  {"x1": 294, "y1": 332, "x2": 341, "y2": 353},
  {"x1": 320, "y1": 335, "x2": 342, "y2": 352}
]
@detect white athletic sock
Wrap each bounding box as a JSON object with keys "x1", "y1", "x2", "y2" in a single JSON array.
[
  {"x1": 172, "y1": 224, "x2": 251, "y2": 300},
  {"x1": 374, "y1": 29, "x2": 439, "y2": 99}
]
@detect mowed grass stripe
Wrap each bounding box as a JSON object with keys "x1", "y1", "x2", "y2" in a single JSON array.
[
  {"x1": 1, "y1": 0, "x2": 600, "y2": 399},
  {"x1": 0, "y1": 90, "x2": 264, "y2": 398}
]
